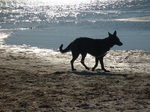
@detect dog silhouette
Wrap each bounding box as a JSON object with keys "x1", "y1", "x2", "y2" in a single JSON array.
[{"x1": 59, "y1": 31, "x2": 123, "y2": 72}]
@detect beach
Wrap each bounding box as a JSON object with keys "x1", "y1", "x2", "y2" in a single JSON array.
[
  {"x1": 0, "y1": 0, "x2": 150, "y2": 111},
  {"x1": 0, "y1": 44, "x2": 150, "y2": 112}
]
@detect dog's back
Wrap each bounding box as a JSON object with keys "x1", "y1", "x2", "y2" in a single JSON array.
[{"x1": 70, "y1": 37, "x2": 107, "y2": 56}]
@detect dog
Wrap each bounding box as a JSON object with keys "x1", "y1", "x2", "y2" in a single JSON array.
[{"x1": 59, "y1": 31, "x2": 123, "y2": 72}]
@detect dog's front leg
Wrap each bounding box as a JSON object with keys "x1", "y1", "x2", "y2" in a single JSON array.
[
  {"x1": 99, "y1": 57, "x2": 110, "y2": 72},
  {"x1": 92, "y1": 57, "x2": 98, "y2": 71}
]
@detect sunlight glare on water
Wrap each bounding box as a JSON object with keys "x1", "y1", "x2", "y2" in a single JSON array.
[
  {"x1": 0, "y1": 0, "x2": 124, "y2": 25},
  {"x1": 1, "y1": 0, "x2": 121, "y2": 6},
  {"x1": 1, "y1": 0, "x2": 150, "y2": 51}
]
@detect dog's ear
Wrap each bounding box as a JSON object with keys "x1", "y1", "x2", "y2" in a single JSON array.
[
  {"x1": 108, "y1": 32, "x2": 112, "y2": 36},
  {"x1": 113, "y1": 31, "x2": 117, "y2": 36}
]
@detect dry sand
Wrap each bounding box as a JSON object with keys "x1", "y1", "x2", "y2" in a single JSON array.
[{"x1": 0, "y1": 45, "x2": 150, "y2": 112}]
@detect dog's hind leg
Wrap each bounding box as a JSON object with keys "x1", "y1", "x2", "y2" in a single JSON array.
[
  {"x1": 81, "y1": 53, "x2": 89, "y2": 70},
  {"x1": 92, "y1": 57, "x2": 98, "y2": 71},
  {"x1": 71, "y1": 51, "x2": 79, "y2": 71},
  {"x1": 99, "y1": 57, "x2": 109, "y2": 72}
]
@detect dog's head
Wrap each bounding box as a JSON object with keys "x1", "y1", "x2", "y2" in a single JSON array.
[{"x1": 108, "y1": 31, "x2": 123, "y2": 46}]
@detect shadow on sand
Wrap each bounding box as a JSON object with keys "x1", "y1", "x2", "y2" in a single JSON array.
[
  {"x1": 71, "y1": 70, "x2": 128, "y2": 77},
  {"x1": 52, "y1": 70, "x2": 128, "y2": 77}
]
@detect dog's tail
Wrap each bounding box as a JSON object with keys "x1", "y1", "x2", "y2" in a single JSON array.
[{"x1": 59, "y1": 43, "x2": 72, "y2": 53}]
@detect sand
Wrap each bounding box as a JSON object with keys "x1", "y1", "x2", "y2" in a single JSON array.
[{"x1": 0, "y1": 45, "x2": 150, "y2": 112}]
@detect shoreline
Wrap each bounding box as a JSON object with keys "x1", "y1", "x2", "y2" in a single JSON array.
[{"x1": 0, "y1": 43, "x2": 150, "y2": 74}]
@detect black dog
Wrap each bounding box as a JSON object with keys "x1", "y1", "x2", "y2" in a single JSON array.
[{"x1": 59, "y1": 31, "x2": 123, "y2": 72}]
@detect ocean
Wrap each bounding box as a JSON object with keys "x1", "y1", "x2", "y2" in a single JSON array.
[{"x1": 0, "y1": 0, "x2": 150, "y2": 51}]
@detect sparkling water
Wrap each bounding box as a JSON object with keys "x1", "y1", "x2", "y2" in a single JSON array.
[{"x1": 0, "y1": 0, "x2": 150, "y2": 50}]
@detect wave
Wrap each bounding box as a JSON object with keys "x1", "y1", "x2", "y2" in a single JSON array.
[
  {"x1": 115, "y1": 16, "x2": 150, "y2": 22},
  {"x1": 0, "y1": 27, "x2": 31, "y2": 31},
  {"x1": 0, "y1": 32, "x2": 12, "y2": 44}
]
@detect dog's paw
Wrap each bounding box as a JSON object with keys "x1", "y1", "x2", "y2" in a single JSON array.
[
  {"x1": 72, "y1": 68, "x2": 77, "y2": 71},
  {"x1": 92, "y1": 68, "x2": 95, "y2": 71},
  {"x1": 85, "y1": 67, "x2": 90, "y2": 70},
  {"x1": 103, "y1": 69, "x2": 110, "y2": 72}
]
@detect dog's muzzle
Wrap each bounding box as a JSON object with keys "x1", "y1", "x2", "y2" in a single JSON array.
[{"x1": 119, "y1": 42, "x2": 123, "y2": 46}]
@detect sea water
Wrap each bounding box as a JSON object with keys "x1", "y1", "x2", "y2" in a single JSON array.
[{"x1": 0, "y1": 0, "x2": 150, "y2": 50}]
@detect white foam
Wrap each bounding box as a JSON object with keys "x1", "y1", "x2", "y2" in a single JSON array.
[
  {"x1": 0, "y1": 32, "x2": 12, "y2": 44},
  {"x1": 0, "y1": 27, "x2": 32, "y2": 44},
  {"x1": 115, "y1": 17, "x2": 150, "y2": 22},
  {"x1": 0, "y1": 28, "x2": 31, "y2": 31}
]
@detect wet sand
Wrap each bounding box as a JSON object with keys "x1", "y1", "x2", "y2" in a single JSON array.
[{"x1": 0, "y1": 45, "x2": 150, "y2": 112}]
